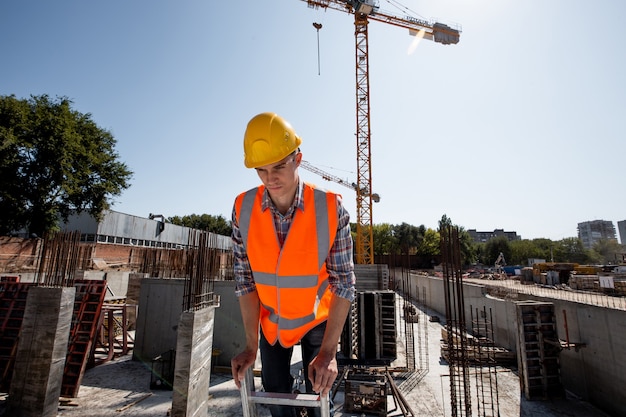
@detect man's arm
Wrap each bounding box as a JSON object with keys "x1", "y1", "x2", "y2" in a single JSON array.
[
  {"x1": 308, "y1": 195, "x2": 356, "y2": 395},
  {"x1": 230, "y1": 202, "x2": 260, "y2": 389},
  {"x1": 308, "y1": 293, "x2": 351, "y2": 395},
  {"x1": 319, "y1": 294, "x2": 351, "y2": 358},
  {"x1": 231, "y1": 290, "x2": 260, "y2": 389}
]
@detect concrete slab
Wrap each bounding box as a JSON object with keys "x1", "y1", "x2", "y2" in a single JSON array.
[{"x1": 46, "y1": 348, "x2": 610, "y2": 417}]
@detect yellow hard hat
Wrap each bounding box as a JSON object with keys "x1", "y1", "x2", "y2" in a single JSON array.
[{"x1": 243, "y1": 112, "x2": 302, "y2": 168}]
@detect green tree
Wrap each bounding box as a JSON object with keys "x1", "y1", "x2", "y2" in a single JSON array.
[
  {"x1": 393, "y1": 222, "x2": 424, "y2": 255},
  {"x1": 437, "y1": 215, "x2": 475, "y2": 266},
  {"x1": 531, "y1": 238, "x2": 555, "y2": 261},
  {"x1": 475, "y1": 242, "x2": 487, "y2": 265},
  {"x1": 484, "y1": 236, "x2": 511, "y2": 266},
  {"x1": 372, "y1": 223, "x2": 397, "y2": 255},
  {"x1": 553, "y1": 237, "x2": 590, "y2": 264},
  {"x1": 0, "y1": 95, "x2": 132, "y2": 236},
  {"x1": 439, "y1": 214, "x2": 453, "y2": 229},
  {"x1": 510, "y1": 239, "x2": 548, "y2": 266},
  {"x1": 417, "y1": 228, "x2": 440, "y2": 257},
  {"x1": 168, "y1": 213, "x2": 231, "y2": 236},
  {"x1": 458, "y1": 228, "x2": 476, "y2": 266},
  {"x1": 591, "y1": 239, "x2": 624, "y2": 265}
]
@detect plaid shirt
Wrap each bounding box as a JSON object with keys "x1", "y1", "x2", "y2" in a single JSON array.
[{"x1": 231, "y1": 180, "x2": 355, "y2": 302}]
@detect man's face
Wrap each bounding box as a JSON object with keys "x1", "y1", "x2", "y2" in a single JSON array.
[{"x1": 255, "y1": 152, "x2": 301, "y2": 201}]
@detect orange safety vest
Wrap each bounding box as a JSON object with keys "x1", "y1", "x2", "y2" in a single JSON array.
[{"x1": 235, "y1": 183, "x2": 338, "y2": 348}]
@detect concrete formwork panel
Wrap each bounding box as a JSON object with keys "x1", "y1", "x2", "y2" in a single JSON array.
[
  {"x1": 133, "y1": 279, "x2": 246, "y2": 369},
  {"x1": 212, "y1": 281, "x2": 246, "y2": 368},
  {"x1": 171, "y1": 307, "x2": 216, "y2": 417},
  {"x1": 134, "y1": 278, "x2": 186, "y2": 363},
  {"x1": 7, "y1": 286, "x2": 75, "y2": 417}
]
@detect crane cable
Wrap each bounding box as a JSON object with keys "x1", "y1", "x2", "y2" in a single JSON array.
[
  {"x1": 310, "y1": 4, "x2": 331, "y2": 76},
  {"x1": 383, "y1": 0, "x2": 428, "y2": 22},
  {"x1": 312, "y1": 22, "x2": 322, "y2": 75}
]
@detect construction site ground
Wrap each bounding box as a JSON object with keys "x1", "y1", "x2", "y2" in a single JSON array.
[{"x1": 27, "y1": 294, "x2": 609, "y2": 417}]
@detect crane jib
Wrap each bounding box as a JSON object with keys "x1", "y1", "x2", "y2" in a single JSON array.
[{"x1": 298, "y1": 0, "x2": 460, "y2": 264}]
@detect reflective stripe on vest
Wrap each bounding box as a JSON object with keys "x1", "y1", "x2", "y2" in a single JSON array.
[
  {"x1": 235, "y1": 183, "x2": 337, "y2": 347},
  {"x1": 258, "y1": 279, "x2": 330, "y2": 330}
]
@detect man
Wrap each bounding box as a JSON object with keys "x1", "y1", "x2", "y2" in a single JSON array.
[{"x1": 231, "y1": 112, "x2": 356, "y2": 417}]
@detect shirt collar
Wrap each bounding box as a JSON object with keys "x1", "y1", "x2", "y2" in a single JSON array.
[{"x1": 261, "y1": 179, "x2": 305, "y2": 213}]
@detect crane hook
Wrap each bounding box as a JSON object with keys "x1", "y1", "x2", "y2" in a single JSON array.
[{"x1": 312, "y1": 23, "x2": 323, "y2": 75}]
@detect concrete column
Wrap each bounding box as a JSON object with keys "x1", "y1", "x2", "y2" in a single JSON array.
[
  {"x1": 7, "y1": 286, "x2": 75, "y2": 417},
  {"x1": 171, "y1": 306, "x2": 217, "y2": 417}
]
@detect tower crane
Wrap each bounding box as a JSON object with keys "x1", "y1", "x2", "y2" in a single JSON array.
[
  {"x1": 299, "y1": 0, "x2": 460, "y2": 264},
  {"x1": 300, "y1": 160, "x2": 380, "y2": 202}
]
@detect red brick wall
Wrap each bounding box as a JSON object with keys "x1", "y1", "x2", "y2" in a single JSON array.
[
  {"x1": 0, "y1": 237, "x2": 138, "y2": 272},
  {"x1": 1, "y1": 237, "x2": 232, "y2": 276},
  {"x1": 0, "y1": 237, "x2": 41, "y2": 272}
]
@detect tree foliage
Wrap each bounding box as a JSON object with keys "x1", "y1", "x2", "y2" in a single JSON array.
[
  {"x1": 457, "y1": 228, "x2": 476, "y2": 266},
  {"x1": 590, "y1": 239, "x2": 624, "y2": 265},
  {"x1": 553, "y1": 237, "x2": 590, "y2": 264},
  {"x1": 437, "y1": 215, "x2": 475, "y2": 266},
  {"x1": 481, "y1": 236, "x2": 512, "y2": 266},
  {"x1": 355, "y1": 216, "x2": 621, "y2": 269},
  {"x1": 417, "y1": 228, "x2": 440, "y2": 257},
  {"x1": 168, "y1": 213, "x2": 231, "y2": 236},
  {"x1": 0, "y1": 95, "x2": 132, "y2": 236},
  {"x1": 372, "y1": 223, "x2": 397, "y2": 255},
  {"x1": 394, "y1": 222, "x2": 424, "y2": 255},
  {"x1": 509, "y1": 239, "x2": 549, "y2": 265}
]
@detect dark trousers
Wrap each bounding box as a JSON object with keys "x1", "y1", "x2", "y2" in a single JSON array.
[{"x1": 260, "y1": 322, "x2": 327, "y2": 417}]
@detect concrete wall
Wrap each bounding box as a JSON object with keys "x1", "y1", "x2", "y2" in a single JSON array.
[
  {"x1": 132, "y1": 278, "x2": 246, "y2": 368},
  {"x1": 396, "y1": 272, "x2": 626, "y2": 417},
  {"x1": 212, "y1": 281, "x2": 246, "y2": 368},
  {"x1": 400, "y1": 273, "x2": 518, "y2": 351},
  {"x1": 134, "y1": 278, "x2": 186, "y2": 362},
  {"x1": 531, "y1": 295, "x2": 626, "y2": 416}
]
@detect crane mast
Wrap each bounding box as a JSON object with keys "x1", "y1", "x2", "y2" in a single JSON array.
[
  {"x1": 354, "y1": 11, "x2": 373, "y2": 265},
  {"x1": 301, "y1": 0, "x2": 460, "y2": 264}
]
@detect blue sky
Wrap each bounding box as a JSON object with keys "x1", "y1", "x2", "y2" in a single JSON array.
[{"x1": 2, "y1": 0, "x2": 624, "y2": 242}]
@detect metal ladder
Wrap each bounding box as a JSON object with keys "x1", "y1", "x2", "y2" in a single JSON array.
[{"x1": 240, "y1": 368, "x2": 331, "y2": 417}]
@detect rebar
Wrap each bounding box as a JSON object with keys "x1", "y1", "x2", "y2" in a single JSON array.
[
  {"x1": 470, "y1": 306, "x2": 500, "y2": 417},
  {"x1": 182, "y1": 230, "x2": 231, "y2": 312},
  {"x1": 402, "y1": 268, "x2": 416, "y2": 371},
  {"x1": 36, "y1": 230, "x2": 82, "y2": 287},
  {"x1": 441, "y1": 224, "x2": 472, "y2": 417}
]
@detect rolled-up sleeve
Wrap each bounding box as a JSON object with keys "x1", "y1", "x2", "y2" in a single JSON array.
[
  {"x1": 326, "y1": 195, "x2": 356, "y2": 302},
  {"x1": 231, "y1": 204, "x2": 256, "y2": 297}
]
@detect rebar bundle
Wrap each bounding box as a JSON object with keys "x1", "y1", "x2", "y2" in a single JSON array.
[
  {"x1": 440, "y1": 224, "x2": 472, "y2": 417},
  {"x1": 470, "y1": 306, "x2": 501, "y2": 417},
  {"x1": 36, "y1": 230, "x2": 82, "y2": 287},
  {"x1": 182, "y1": 230, "x2": 228, "y2": 312}
]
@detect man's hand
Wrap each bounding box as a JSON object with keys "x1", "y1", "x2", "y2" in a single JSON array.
[
  {"x1": 308, "y1": 351, "x2": 338, "y2": 395},
  {"x1": 231, "y1": 348, "x2": 257, "y2": 389}
]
